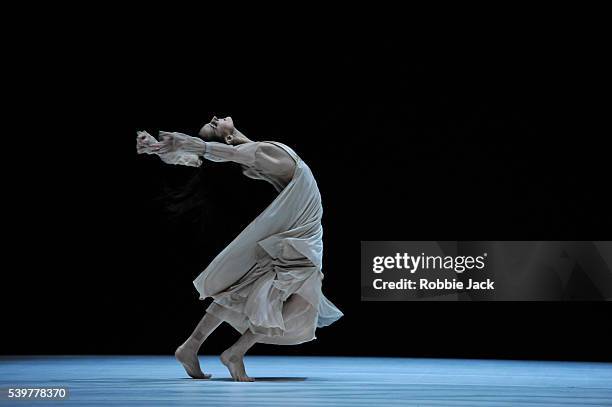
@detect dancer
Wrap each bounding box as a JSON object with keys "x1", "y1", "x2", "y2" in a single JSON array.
[{"x1": 136, "y1": 116, "x2": 343, "y2": 381}]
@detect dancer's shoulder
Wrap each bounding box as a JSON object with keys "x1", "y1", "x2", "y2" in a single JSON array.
[
  {"x1": 255, "y1": 141, "x2": 297, "y2": 179},
  {"x1": 259, "y1": 141, "x2": 298, "y2": 161}
]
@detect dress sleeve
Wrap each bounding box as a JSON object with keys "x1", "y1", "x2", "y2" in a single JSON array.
[
  {"x1": 136, "y1": 131, "x2": 203, "y2": 167},
  {"x1": 203, "y1": 141, "x2": 258, "y2": 166}
]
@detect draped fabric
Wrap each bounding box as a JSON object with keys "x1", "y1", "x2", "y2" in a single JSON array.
[{"x1": 193, "y1": 141, "x2": 343, "y2": 345}]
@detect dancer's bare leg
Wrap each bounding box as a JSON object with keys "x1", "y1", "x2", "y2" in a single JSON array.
[
  {"x1": 175, "y1": 312, "x2": 222, "y2": 379},
  {"x1": 220, "y1": 329, "x2": 261, "y2": 382}
]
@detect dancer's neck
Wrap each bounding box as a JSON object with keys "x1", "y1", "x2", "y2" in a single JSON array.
[{"x1": 230, "y1": 129, "x2": 254, "y2": 145}]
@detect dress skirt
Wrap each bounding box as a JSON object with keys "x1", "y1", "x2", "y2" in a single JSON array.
[
  {"x1": 193, "y1": 148, "x2": 343, "y2": 345},
  {"x1": 206, "y1": 241, "x2": 337, "y2": 345}
]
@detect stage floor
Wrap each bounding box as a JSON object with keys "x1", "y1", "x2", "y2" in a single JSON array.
[{"x1": 1, "y1": 356, "x2": 611, "y2": 406}]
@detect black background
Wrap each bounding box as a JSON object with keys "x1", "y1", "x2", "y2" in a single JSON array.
[{"x1": 4, "y1": 21, "x2": 611, "y2": 362}]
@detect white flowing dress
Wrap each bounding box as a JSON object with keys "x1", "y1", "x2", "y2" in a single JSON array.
[{"x1": 180, "y1": 140, "x2": 343, "y2": 345}]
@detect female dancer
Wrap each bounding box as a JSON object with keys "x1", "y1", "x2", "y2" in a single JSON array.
[{"x1": 137, "y1": 116, "x2": 343, "y2": 381}]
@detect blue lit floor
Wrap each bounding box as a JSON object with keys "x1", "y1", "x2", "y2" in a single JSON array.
[{"x1": 1, "y1": 356, "x2": 612, "y2": 406}]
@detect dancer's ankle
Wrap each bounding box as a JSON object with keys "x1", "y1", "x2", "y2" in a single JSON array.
[
  {"x1": 182, "y1": 337, "x2": 202, "y2": 351},
  {"x1": 224, "y1": 346, "x2": 245, "y2": 360}
]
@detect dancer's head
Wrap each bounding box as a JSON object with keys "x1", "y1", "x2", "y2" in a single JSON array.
[{"x1": 199, "y1": 116, "x2": 249, "y2": 145}]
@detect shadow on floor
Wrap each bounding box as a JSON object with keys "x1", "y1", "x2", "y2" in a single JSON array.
[{"x1": 210, "y1": 377, "x2": 307, "y2": 382}]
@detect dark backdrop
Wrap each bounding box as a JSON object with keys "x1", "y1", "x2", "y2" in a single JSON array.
[{"x1": 4, "y1": 30, "x2": 610, "y2": 361}]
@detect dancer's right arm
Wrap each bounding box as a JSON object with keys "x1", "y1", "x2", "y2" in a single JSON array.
[
  {"x1": 200, "y1": 141, "x2": 258, "y2": 167},
  {"x1": 136, "y1": 131, "x2": 203, "y2": 167},
  {"x1": 137, "y1": 130, "x2": 257, "y2": 167},
  {"x1": 151, "y1": 132, "x2": 258, "y2": 166}
]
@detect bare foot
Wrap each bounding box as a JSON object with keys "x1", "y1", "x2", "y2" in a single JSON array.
[
  {"x1": 220, "y1": 349, "x2": 255, "y2": 382},
  {"x1": 175, "y1": 343, "x2": 211, "y2": 379}
]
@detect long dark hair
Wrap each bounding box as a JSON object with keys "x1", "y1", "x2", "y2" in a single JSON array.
[
  {"x1": 152, "y1": 149, "x2": 276, "y2": 252},
  {"x1": 154, "y1": 159, "x2": 250, "y2": 235},
  {"x1": 157, "y1": 161, "x2": 228, "y2": 226},
  {"x1": 160, "y1": 164, "x2": 209, "y2": 222}
]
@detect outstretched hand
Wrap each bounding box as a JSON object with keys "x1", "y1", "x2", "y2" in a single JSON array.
[
  {"x1": 148, "y1": 131, "x2": 190, "y2": 155},
  {"x1": 136, "y1": 130, "x2": 158, "y2": 154},
  {"x1": 136, "y1": 131, "x2": 191, "y2": 155},
  {"x1": 136, "y1": 131, "x2": 205, "y2": 168}
]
